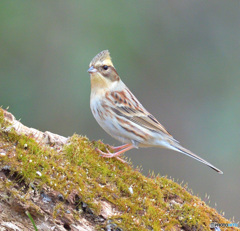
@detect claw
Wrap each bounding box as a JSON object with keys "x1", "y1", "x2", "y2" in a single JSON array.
[{"x1": 116, "y1": 156, "x2": 127, "y2": 163}]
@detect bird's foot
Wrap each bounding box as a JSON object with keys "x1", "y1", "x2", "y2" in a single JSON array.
[
  {"x1": 96, "y1": 144, "x2": 134, "y2": 163},
  {"x1": 96, "y1": 148, "x2": 127, "y2": 163}
]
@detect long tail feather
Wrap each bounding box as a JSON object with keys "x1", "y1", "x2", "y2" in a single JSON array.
[{"x1": 170, "y1": 143, "x2": 223, "y2": 174}]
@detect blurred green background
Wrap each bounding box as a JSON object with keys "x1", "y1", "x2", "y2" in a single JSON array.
[{"x1": 1, "y1": 1, "x2": 239, "y2": 222}]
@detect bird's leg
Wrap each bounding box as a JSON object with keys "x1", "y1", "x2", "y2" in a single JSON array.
[
  {"x1": 96, "y1": 144, "x2": 134, "y2": 162},
  {"x1": 110, "y1": 144, "x2": 131, "y2": 152},
  {"x1": 107, "y1": 144, "x2": 134, "y2": 157}
]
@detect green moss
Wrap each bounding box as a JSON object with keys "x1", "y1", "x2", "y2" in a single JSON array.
[
  {"x1": 0, "y1": 110, "x2": 4, "y2": 125},
  {"x1": 0, "y1": 108, "x2": 238, "y2": 230}
]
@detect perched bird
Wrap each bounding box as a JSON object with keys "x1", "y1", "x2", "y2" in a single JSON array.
[{"x1": 87, "y1": 50, "x2": 223, "y2": 174}]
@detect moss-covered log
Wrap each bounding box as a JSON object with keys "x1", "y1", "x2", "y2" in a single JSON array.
[{"x1": 0, "y1": 108, "x2": 238, "y2": 231}]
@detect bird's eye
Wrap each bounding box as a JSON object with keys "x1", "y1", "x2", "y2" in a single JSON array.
[{"x1": 103, "y1": 65, "x2": 109, "y2": 70}]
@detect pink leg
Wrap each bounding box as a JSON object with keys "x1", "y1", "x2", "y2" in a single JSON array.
[
  {"x1": 111, "y1": 144, "x2": 131, "y2": 152},
  {"x1": 103, "y1": 144, "x2": 134, "y2": 157},
  {"x1": 96, "y1": 144, "x2": 134, "y2": 162}
]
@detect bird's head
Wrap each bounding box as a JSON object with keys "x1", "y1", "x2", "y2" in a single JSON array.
[{"x1": 88, "y1": 50, "x2": 120, "y2": 91}]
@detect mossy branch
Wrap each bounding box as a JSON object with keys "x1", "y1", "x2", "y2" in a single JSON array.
[{"x1": 0, "y1": 108, "x2": 238, "y2": 231}]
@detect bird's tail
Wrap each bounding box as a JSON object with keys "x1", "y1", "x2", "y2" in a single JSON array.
[{"x1": 169, "y1": 141, "x2": 223, "y2": 174}]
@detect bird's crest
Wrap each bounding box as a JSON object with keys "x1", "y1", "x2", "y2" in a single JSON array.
[{"x1": 89, "y1": 50, "x2": 113, "y2": 67}]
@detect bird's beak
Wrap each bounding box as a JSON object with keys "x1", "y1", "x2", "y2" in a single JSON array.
[{"x1": 87, "y1": 66, "x2": 97, "y2": 73}]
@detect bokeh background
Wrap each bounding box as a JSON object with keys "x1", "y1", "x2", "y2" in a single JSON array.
[{"x1": 1, "y1": 1, "x2": 239, "y2": 223}]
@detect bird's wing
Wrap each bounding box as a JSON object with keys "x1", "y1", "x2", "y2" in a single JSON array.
[{"x1": 107, "y1": 90, "x2": 172, "y2": 136}]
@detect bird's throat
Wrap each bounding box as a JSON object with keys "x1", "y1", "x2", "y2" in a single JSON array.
[{"x1": 90, "y1": 74, "x2": 111, "y2": 96}]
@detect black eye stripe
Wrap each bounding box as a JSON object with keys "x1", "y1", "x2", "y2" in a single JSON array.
[{"x1": 99, "y1": 65, "x2": 119, "y2": 82}]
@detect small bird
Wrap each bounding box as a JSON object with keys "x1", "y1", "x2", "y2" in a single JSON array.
[{"x1": 87, "y1": 50, "x2": 223, "y2": 174}]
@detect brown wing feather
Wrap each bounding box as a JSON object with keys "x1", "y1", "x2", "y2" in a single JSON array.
[
  {"x1": 107, "y1": 90, "x2": 172, "y2": 136},
  {"x1": 117, "y1": 107, "x2": 171, "y2": 136}
]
